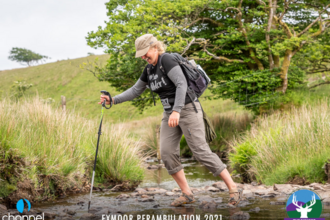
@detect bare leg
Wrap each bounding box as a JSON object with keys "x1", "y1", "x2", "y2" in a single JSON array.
[
  {"x1": 219, "y1": 168, "x2": 237, "y2": 190},
  {"x1": 219, "y1": 168, "x2": 238, "y2": 202},
  {"x1": 171, "y1": 169, "x2": 193, "y2": 195}
]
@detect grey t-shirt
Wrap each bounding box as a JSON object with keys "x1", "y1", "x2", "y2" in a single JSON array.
[{"x1": 113, "y1": 54, "x2": 190, "y2": 113}]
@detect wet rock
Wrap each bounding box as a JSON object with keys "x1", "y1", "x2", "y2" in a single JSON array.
[
  {"x1": 172, "y1": 188, "x2": 181, "y2": 193},
  {"x1": 166, "y1": 192, "x2": 175, "y2": 196},
  {"x1": 230, "y1": 211, "x2": 250, "y2": 220},
  {"x1": 147, "y1": 165, "x2": 159, "y2": 169},
  {"x1": 135, "y1": 188, "x2": 147, "y2": 194},
  {"x1": 310, "y1": 183, "x2": 326, "y2": 191},
  {"x1": 80, "y1": 213, "x2": 98, "y2": 220},
  {"x1": 322, "y1": 197, "x2": 330, "y2": 205},
  {"x1": 138, "y1": 197, "x2": 155, "y2": 202},
  {"x1": 191, "y1": 188, "x2": 201, "y2": 194},
  {"x1": 251, "y1": 182, "x2": 258, "y2": 186},
  {"x1": 63, "y1": 209, "x2": 76, "y2": 215},
  {"x1": 270, "y1": 201, "x2": 286, "y2": 205},
  {"x1": 141, "y1": 195, "x2": 152, "y2": 198},
  {"x1": 242, "y1": 185, "x2": 253, "y2": 190},
  {"x1": 237, "y1": 200, "x2": 250, "y2": 207},
  {"x1": 253, "y1": 189, "x2": 270, "y2": 196},
  {"x1": 88, "y1": 207, "x2": 103, "y2": 214},
  {"x1": 217, "y1": 203, "x2": 229, "y2": 209},
  {"x1": 320, "y1": 213, "x2": 330, "y2": 218},
  {"x1": 58, "y1": 212, "x2": 70, "y2": 218},
  {"x1": 249, "y1": 207, "x2": 260, "y2": 213},
  {"x1": 158, "y1": 189, "x2": 167, "y2": 193},
  {"x1": 77, "y1": 201, "x2": 84, "y2": 205},
  {"x1": 146, "y1": 188, "x2": 158, "y2": 191},
  {"x1": 214, "y1": 198, "x2": 223, "y2": 203},
  {"x1": 153, "y1": 204, "x2": 160, "y2": 208},
  {"x1": 94, "y1": 208, "x2": 111, "y2": 216},
  {"x1": 116, "y1": 194, "x2": 130, "y2": 199},
  {"x1": 108, "y1": 208, "x2": 124, "y2": 213},
  {"x1": 44, "y1": 212, "x2": 57, "y2": 219},
  {"x1": 235, "y1": 183, "x2": 245, "y2": 189},
  {"x1": 131, "y1": 193, "x2": 139, "y2": 197},
  {"x1": 205, "y1": 186, "x2": 220, "y2": 192},
  {"x1": 143, "y1": 191, "x2": 166, "y2": 196},
  {"x1": 199, "y1": 200, "x2": 217, "y2": 210},
  {"x1": 242, "y1": 190, "x2": 253, "y2": 197},
  {"x1": 273, "y1": 184, "x2": 293, "y2": 194},
  {"x1": 135, "y1": 188, "x2": 145, "y2": 192},
  {"x1": 212, "y1": 181, "x2": 228, "y2": 191},
  {"x1": 92, "y1": 186, "x2": 102, "y2": 191},
  {"x1": 0, "y1": 204, "x2": 7, "y2": 211},
  {"x1": 267, "y1": 190, "x2": 280, "y2": 197},
  {"x1": 317, "y1": 191, "x2": 330, "y2": 200}
]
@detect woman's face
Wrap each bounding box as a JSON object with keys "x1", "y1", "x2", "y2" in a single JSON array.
[{"x1": 141, "y1": 47, "x2": 159, "y2": 66}]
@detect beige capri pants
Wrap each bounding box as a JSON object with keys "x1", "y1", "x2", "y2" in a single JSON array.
[{"x1": 160, "y1": 101, "x2": 227, "y2": 177}]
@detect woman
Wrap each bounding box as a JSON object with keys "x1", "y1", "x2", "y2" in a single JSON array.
[{"x1": 99, "y1": 34, "x2": 242, "y2": 207}]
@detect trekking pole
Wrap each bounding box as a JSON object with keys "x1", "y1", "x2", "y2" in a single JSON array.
[{"x1": 88, "y1": 90, "x2": 113, "y2": 212}]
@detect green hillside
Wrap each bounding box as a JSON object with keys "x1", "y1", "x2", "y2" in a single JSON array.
[{"x1": 0, "y1": 55, "x2": 244, "y2": 123}]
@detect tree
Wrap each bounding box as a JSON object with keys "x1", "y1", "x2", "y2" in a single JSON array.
[
  {"x1": 8, "y1": 47, "x2": 49, "y2": 66},
  {"x1": 86, "y1": 0, "x2": 330, "y2": 110}
]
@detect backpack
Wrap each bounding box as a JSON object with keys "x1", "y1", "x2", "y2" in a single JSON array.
[{"x1": 147, "y1": 53, "x2": 211, "y2": 112}]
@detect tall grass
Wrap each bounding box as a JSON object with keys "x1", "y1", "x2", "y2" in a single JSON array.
[
  {"x1": 0, "y1": 97, "x2": 145, "y2": 198},
  {"x1": 210, "y1": 112, "x2": 253, "y2": 153},
  {"x1": 229, "y1": 100, "x2": 330, "y2": 185},
  {"x1": 141, "y1": 117, "x2": 162, "y2": 157}
]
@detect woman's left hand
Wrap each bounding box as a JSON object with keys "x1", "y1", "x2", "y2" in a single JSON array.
[{"x1": 168, "y1": 111, "x2": 180, "y2": 127}]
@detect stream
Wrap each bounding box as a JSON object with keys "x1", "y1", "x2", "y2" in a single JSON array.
[{"x1": 8, "y1": 159, "x2": 330, "y2": 220}]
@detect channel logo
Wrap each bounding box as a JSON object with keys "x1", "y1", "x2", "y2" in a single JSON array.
[
  {"x1": 2, "y1": 199, "x2": 44, "y2": 220},
  {"x1": 285, "y1": 189, "x2": 324, "y2": 220},
  {"x1": 16, "y1": 199, "x2": 31, "y2": 213}
]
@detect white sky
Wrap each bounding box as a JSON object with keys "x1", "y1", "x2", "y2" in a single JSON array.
[{"x1": 0, "y1": 0, "x2": 108, "y2": 70}]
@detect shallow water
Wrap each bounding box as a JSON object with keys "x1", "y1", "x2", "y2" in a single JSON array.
[{"x1": 27, "y1": 160, "x2": 330, "y2": 220}]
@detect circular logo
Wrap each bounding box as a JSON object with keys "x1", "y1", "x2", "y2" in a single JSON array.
[
  {"x1": 16, "y1": 199, "x2": 31, "y2": 214},
  {"x1": 286, "y1": 189, "x2": 323, "y2": 219}
]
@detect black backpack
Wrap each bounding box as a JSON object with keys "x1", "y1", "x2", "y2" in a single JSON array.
[{"x1": 147, "y1": 53, "x2": 211, "y2": 112}]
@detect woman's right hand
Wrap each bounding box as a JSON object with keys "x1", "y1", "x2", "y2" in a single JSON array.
[{"x1": 98, "y1": 95, "x2": 114, "y2": 105}]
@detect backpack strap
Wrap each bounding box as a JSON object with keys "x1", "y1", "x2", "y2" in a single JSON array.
[
  {"x1": 158, "y1": 53, "x2": 167, "y2": 74},
  {"x1": 146, "y1": 64, "x2": 156, "y2": 106},
  {"x1": 160, "y1": 53, "x2": 198, "y2": 113}
]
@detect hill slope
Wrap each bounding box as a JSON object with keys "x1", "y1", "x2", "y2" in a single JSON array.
[{"x1": 0, "y1": 55, "x2": 243, "y2": 122}]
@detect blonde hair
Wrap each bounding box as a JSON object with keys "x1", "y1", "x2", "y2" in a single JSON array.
[{"x1": 151, "y1": 41, "x2": 166, "y2": 55}]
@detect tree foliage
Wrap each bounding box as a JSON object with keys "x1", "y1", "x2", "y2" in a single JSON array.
[
  {"x1": 8, "y1": 47, "x2": 49, "y2": 66},
  {"x1": 86, "y1": 0, "x2": 330, "y2": 110}
]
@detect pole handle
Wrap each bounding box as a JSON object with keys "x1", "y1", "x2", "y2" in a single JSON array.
[{"x1": 101, "y1": 90, "x2": 112, "y2": 109}]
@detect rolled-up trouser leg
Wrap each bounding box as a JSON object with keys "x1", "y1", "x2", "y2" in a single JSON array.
[
  {"x1": 179, "y1": 102, "x2": 227, "y2": 177},
  {"x1": 160, "y1": 112, "x2": 184, "y2": 175},
  {"x1": 160, "y1": 102, "x2": 227, "y2": 177}
]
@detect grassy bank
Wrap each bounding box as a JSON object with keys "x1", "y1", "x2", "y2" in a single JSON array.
[
  {"x1": 0, "y1": 97, "x2": 145, "y2": 202},
  {"x1": 229, "y1": 99, "x2": 330, "y2": 185}
]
